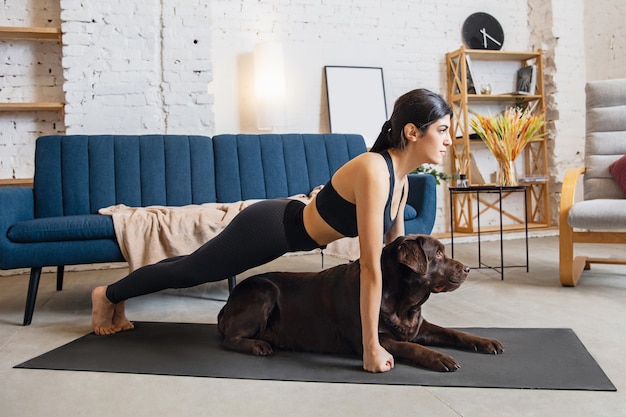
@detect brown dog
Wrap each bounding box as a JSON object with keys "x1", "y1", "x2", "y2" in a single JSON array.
[{"x1": 217, "y1": 234, "x2": 503, "y2": 372}]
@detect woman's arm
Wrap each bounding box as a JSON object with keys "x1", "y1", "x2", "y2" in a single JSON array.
[{"x1": 352, "y1": 154, "x2": 395, "y2": 373}]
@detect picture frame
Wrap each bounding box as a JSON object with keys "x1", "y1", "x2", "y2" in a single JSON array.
[
  {"x1": 516, "y1": 65, "x2": 537, "y2": 95},
  {"x1": 465, "y1": 55, "x2": 477, "y2": 94},
  {"x1": 324, "y1": 66, "x2": 388, "y2": 148}
]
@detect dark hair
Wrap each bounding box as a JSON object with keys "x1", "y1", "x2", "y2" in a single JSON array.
[{"x1": 370, "y1": 89, "x2": 452, "y2": 153}]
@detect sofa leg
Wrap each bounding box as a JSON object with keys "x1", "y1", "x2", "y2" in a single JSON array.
[
  {"x1": 56, "y1": 266, "x2": 64, "y2": 291},
  {"x1": 228, "y1": 276, "x2": 236, "y2": 293},
  {"x1": 23, "y1": 267, "x2": 42, "y2": 326}
]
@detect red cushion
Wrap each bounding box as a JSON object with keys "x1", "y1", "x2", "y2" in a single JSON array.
[{"x1": 608, "y1": 154, "x2": 626, "y2": 196}]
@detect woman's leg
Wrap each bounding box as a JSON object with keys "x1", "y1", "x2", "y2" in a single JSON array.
[{"x1": 92, "y1": 199, "x2": 300, "y2": 334}]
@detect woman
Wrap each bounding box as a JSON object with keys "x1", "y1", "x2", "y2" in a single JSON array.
[{"x1": 91, "y1": 88, "x2": 452, "y2": 373}]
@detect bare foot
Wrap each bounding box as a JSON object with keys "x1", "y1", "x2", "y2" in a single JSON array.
[
  {"x1": 91, "y1": 286, "x2": 133, "y2": 335},
  {"x1": 112, "y1": 300, "x2": 134, "y2": 332}
]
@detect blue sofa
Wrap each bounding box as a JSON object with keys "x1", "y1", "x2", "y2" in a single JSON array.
[{"x1": 0, "y1": 134, "x2": 437, "y2": 325}]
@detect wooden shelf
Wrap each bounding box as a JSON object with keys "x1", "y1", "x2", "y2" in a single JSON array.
[
  {"x1": 460, "y1": 49, "x2": 541, "y2": 62},
  {"x1": 0, "y1": 102, "x2": 64, "y2": 112},
  {"x1": 0, "y1": 26, "x2": 61, "y2": 41},
  {"x1": 0, "y1": 178, "x2": 33, "y2": 187},
  {"x1": 450, "y1": 93, "x2": 543, "y2": 102}
]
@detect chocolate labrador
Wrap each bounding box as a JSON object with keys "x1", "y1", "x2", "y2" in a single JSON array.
[{"x1": 217, "y1": 234, "x2": 503, "y2": 372}]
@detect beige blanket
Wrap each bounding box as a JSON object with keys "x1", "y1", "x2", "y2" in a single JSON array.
[{"x1": 99, "y1": 187, "x2": 359, "y2": 272}]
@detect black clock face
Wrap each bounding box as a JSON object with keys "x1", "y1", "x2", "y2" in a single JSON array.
[{"x1": 462, "y1": 12, "x2": 504, "y2": 50}]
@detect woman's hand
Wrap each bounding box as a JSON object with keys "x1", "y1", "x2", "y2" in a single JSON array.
[{"x1": 363, "y1": 343, "x2": 395, "y2": 373}]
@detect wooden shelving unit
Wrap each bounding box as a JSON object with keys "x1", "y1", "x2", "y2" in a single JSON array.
[
  {"x1": 0, "y1": 26, "x2": 61, "y2": 41},
  {"x1": 446, "y1": 46, "x2": 550, "y2": 233},
  {"x1": 0, "y1": 26, "x2": 64, "y2": 114}
]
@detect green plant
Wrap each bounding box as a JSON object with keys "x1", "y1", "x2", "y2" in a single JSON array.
[{"x1": 412, "y1": 164, "x2": 451, "y2": 185}]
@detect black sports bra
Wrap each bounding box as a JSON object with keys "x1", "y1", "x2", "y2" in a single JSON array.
[{"x1": 315, "y1": 151, "x2": 404, "y2": 237}]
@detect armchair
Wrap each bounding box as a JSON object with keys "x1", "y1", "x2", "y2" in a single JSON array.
[{"x1": 559, "y1": 79, "x2": 626, "y2": 286}]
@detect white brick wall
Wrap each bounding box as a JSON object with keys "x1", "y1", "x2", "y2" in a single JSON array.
[
  {"x1": 585, "y1": 0, "x2": 626, "y2": 81},
  {"x1": 60, "y1": 0, "x2": 213, "y2": 135},
  {"x1": 535, "y1": 0, "x2": 587, "y2": 223},
  {"x1": 1, "y1": 0, "x2": 625, "y2": 234}
]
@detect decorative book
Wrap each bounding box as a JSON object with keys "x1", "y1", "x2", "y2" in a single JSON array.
[{"x1": 516, "y1": 65, "x2": 537, "y2": 95}]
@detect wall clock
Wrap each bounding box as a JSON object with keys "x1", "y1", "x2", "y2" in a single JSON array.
[{"x1": 462, "y1": 12, "x2": 504, "y2": 50}]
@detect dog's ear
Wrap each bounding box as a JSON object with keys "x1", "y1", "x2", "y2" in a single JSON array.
[{"x1": 397, "y1": 237, "x2": 428, "y2": 275}]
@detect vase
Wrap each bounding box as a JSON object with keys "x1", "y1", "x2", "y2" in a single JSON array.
[{"x1": 496, "y1": 159, "x2": 518, "y2": 186}]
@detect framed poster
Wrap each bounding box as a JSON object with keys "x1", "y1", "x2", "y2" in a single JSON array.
[{"x1": 324, "y1": 66, "x2": 388, "y2": 148}]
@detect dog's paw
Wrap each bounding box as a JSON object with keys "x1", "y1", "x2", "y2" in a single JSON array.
[
  {"x1": 426, "y1": 353, "x2": 461, "y2": 372},
  {"x1": 250, "y1": 340, "x2": 274, "y2": 356},
  {"x1": 472, "y1": 338, "x2": 504, "y2": 355}
]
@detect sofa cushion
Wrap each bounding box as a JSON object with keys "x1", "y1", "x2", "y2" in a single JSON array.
[
  {"x1": 608, "y1": 154, "x2": 626, "y2": 196},
  {"x1": 567, "y1": 199, "x2": 626, "y2": 230},
  {"x1": 584, "y1": 79, "x2": 626, "y2": 200},
  {"x1": 403, "y1": 204, "x2": 418, "y2": 221},
  {"x1": 7, "y1": 214, "x2": 115, "y2": 243}
]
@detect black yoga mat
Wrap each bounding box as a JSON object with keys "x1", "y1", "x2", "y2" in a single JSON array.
[{"x1": 15, "y1": 322, "x2": 616, "y2": 391}]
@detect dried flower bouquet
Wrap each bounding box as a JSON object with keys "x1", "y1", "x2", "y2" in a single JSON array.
[{"x1": 470, "y1": 106, "x2": 545, "y2": 186}]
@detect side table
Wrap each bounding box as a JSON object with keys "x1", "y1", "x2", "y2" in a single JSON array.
[{"x1": 449, "y1": 185, "x2": 529, "y2": 280}]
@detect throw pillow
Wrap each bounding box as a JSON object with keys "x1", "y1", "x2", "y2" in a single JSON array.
[{"x1": 608, "y1": 154, "x2": 626, "y2": 196}]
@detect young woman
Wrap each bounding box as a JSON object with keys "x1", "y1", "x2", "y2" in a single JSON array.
[{"x1": 91, "y1": 88, "x2": 452, "y2": 373}]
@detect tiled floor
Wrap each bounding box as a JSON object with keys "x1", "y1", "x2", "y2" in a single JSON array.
[{"x1": 1, "y1": 236, "x2": 624, "y2": 417}]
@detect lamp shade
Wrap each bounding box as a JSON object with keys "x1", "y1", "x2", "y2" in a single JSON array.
[{"x1": 254, "y1": 42, "x2": 286, "y2": 130}]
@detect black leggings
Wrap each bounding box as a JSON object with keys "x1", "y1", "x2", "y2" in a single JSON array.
[{"x1": 105, "y1": 199, "x2": 322, "y2": 303}]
